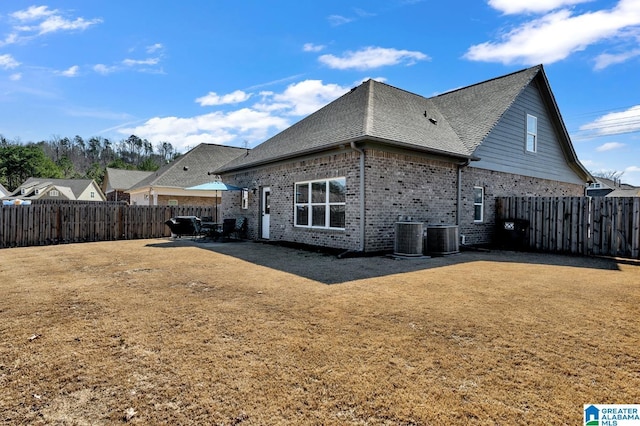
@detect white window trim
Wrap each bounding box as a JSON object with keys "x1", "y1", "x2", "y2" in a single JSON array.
[
  {"x1": 473, "y1": 186, "x2": 484, "y2": 223},
  {"x1": 49, "y1": 189, "x2": 59, "y2": 197},
  {"x1": 294, "y1": 177, "x2": 346, "y2": 230},
  {"x1": 526, "y1": 114, "x2": 537, "y2": 153}
]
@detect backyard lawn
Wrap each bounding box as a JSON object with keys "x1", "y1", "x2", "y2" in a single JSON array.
[{"x1": 1, "y1": 238, "x2": 639, "y2": 425}]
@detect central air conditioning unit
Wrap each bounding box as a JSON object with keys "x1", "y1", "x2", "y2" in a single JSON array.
[
  {"x1": 394, "y1": 222, "x2": 424, "y2": 257},
  {"x1": 426, "y1": 225, "x2": 459, "y2": 255}
]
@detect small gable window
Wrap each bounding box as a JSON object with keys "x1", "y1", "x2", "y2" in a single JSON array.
[
  {"x1": 50, "y1": 190, "x2": 59, "y2": 197},
  {"x1": 473, "y1": 187, "x2": 484, "y2": 223},
  {"x1": 526, "y1": 114, "x2": 537, "y2": 152}
]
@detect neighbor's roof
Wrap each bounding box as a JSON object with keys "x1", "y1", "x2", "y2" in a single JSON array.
[
  {"x1": 128, "y1": 143, "x2": 247, "y2": 190},
  {"x1": 104, "y1": 168, "x2": 153, "y2": 192},
  {"x1": 606, "y1": 188, "x2": 640, "y2": 197},
  {"x1": 12, "y1": 177, "x2": 98, "y2": 199},
  {"x1": 217, "y1": 65, "x2": 591, "y2": 183},
  {"x1": 0, "y1": 182, "x2": 8, "y2": 196}
]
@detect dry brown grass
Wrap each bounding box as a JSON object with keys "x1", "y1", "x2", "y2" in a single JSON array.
[{"x1": 1, "y1": 238, "x2": 639, "y2": 425}]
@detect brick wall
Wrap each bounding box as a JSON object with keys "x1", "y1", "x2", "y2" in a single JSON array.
[
  {"x1": 221, "y1": 147, "x2": 586, "y2": 252},
  {"x1": 363, "y1": 150, "x2": 458, "y2": 252},
  {"x1": 156, "y1": 195, "x2": 218, "y2": 208},
  {"x1": 221, "y1": 150, "x2": 361, "y2": 250},
  {"x1": 458, "y1": 167, "x2": 585, "y2": 245}
]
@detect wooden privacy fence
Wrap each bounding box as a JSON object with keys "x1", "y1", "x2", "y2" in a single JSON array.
[
  {"x1": 0, "y1": 202, "x2": 215, "y2": 248},
  {"x1": 496, "y1": 197, "x2": 640, "y2": 259}
]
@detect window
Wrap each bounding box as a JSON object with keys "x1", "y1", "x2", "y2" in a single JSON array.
[
  {"x1": 49, "y1": 190, "x2": 59, "y2": 197},
  {"x1": 526, "y1": 114, "x2": 537, "y2": 152},
  {"x1": 473, "y1": 187, "x2": 484, "y2": 222},
  {"x1": 241, "y1": 188, "x2": 249, "y2": 210},
  {"x1": 295, "y1": 178, "x2": 346, "y2": 229},
  {"x1": 90, "y1": 191, "x2": 95, "y2": 199}
]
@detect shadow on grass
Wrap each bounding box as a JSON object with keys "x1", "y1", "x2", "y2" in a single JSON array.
[{"x1": 145, "y1": 238, "x2": 624, "y2": 285}]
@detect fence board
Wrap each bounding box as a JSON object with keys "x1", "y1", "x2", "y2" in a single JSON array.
[
  {"x1": 497, "y1": 196, "x2": 640, "y2": 259},
  {"x1": 0, "y1": 202, "x2": 214, "y2": 249}
]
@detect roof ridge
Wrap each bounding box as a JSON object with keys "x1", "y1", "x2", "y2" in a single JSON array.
[
  {"x1": 433, "y1": 64, "x2": 542, "y2": 99},
  {"x1": 364, "y1": 79, "x2": 375, "y2": 135}
]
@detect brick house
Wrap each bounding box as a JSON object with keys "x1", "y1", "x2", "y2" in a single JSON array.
[
  {"x1": 216, "y1": 65, "x2": 593, "y2": 253},
  {"x1": 126, "y1": 143, "x2": 247, "y2": 207}
]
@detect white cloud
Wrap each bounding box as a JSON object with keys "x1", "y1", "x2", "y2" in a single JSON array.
[
  {"x1": 59, "y1": 65, "x2": 79, "y2": 77},
  {"x1": 596, "y1": 142, "x2": 626, "y2": 151},
  {"x1": 488, "y1": 0, "x2": 592, "y2": 15},
  {"x1": 0, "y1": 54, "x2": 20, "y2": 69},
  {"x1": 3, "y1": 5, "x2": 101, "y2": 47},
  {"x1": 465, "y1": 0, "x2": 640, "y2": 65},
  {"x1": 9, "y1": 73, "x2": 22, "y2": 81},
  {"x1": 327, "y1": 15, "x2": 353, "y2": 26},
  {"x1": 319, "y1": 46, "x2": 429, "y2": 70},
  {"x1": 146, "y1": 43, "x2": 164, "y2": 54},
  {"x1": 117, "y1": 79, "x2": 350, "y2": 151},
  {"x1": 36, "y1": 15, "x2": 102, "y2": 35},
  {"x1": 122, "y1": 58, "x2": 160, "y2": 67},
  {"x1": 594, "y1": 48, "x2": 640, "y2": 70},
  {"x1": 264, "y1": 80, "x2": 350, "y2": 116},
  {"x1": 580, "y1": 105, "x2": 640, "y2": 137},
  {"x1": 93, "y1": 64, "x2": 117, "y2": 75},
  {"x1": 303, "y1": 43, "x2": 326, "y2": 52},
  {"x1": 196, "y1": 90, "x2": 251, "y2": 106},
  {"x1": 10, "y1": 5, "x2": 56, "y2": 21},
  {"x1": 625, "y1": 165, "x2": 640, "y2": 173}
]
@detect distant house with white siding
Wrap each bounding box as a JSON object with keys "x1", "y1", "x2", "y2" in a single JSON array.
[{"x1": 4, "y1": 178, "x2": 106, "y2": 202}]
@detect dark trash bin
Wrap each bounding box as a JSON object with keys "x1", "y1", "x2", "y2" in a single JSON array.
[{"x1": 496, "y1": 219, "x2": 529, "y2": 250}]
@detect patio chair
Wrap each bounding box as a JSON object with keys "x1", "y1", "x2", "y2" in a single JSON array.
[{"x1": 165, "y1": 216, "x2": 202, "y2": 238}]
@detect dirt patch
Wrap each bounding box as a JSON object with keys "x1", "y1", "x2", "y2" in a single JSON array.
[{"x1": 1, "y1": 238, "x2": 639, "y2": 424}]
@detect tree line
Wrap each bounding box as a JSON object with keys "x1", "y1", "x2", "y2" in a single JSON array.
[{"x1": 0, "y1": 134, "x2": 181, "y2": 192}]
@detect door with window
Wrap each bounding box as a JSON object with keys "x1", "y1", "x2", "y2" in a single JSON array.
[{"x1": 261, "y1": 187, "x2": 270, "y2": 239}]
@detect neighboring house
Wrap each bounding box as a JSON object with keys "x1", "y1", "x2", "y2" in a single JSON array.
[
  {"x1": 586, "y1": 177, "x2": 639, "y2": 197},
  {"x1": 102, "y1": 168, "x2": 153, "y2": 203},
  {"x1": 0, "y1": 183, "x2": 8, "y2": 198},
  {"x1": 126, "y1": 143, "x2": 247, "y2": 206},
  {"x1": 216, "y1": 65, "x2": 593, "y2": 252},
  {"x1": 4, "y1": 178, "x2": 106, "y2": 202}
]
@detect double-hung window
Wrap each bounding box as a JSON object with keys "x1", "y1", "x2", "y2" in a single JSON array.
[
  {"x1": 526, "y1": 114, "x2": 537, "y2": 152},
  {"x1": 473, "y1": 187, "x2": 484, "y2": 223},
  {"x1": 295, "y1": 178, "x2": 346, "y2": 229}
]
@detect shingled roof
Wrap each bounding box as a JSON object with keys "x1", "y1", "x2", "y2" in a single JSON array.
[
  {"x1": 103, "y1": 168, "x2": 153, "y2": 192},
  {"x1": 217, "y1": 65, "x2": 589, "y2": 181},
  {"x1": 12, "y1": 178, "x2": 99, "y2": 199},
  {"x1": 129, "y1": 143, "x2": 247, "y2": 190},
  {"x1": 432, "y1": 65, "x2": 541, "y2": 153}
]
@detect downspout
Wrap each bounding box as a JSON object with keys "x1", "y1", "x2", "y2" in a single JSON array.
[
  {"x1": 351, "y1": 141, "x2": 366, "y2": 252},
  {"x1": 456, "y1": 159, "x2": 470, "y2": 226}
]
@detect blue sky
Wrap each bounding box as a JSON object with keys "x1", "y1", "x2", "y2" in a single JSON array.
[{"x1": 1, "y1": 0, "x2": 639, "y2": 184}]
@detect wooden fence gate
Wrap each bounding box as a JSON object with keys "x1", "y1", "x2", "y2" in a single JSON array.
[
  {"x1": 0, "y1": 202, "x2": 215, "y2": 248},
  {"x1": 496, "y1": 197, "x2": 640, "y2": 259}
]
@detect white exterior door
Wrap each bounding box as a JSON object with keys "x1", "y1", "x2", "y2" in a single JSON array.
[{"x1": 261, "y1": 187, "x2": 270, "y2": 239}]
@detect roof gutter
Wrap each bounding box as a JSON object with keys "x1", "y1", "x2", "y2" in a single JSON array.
[{"x1": 350, "y1": 141, "x2": 366, "y2": 253}]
